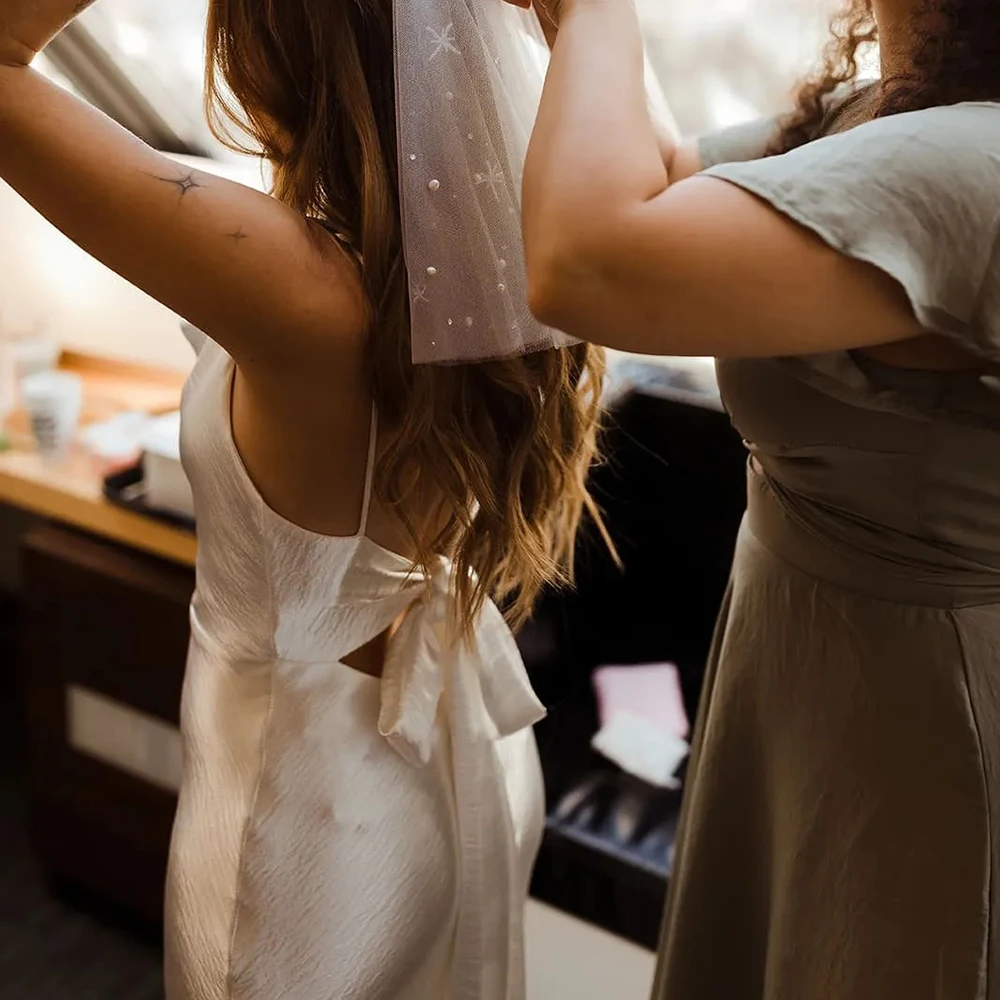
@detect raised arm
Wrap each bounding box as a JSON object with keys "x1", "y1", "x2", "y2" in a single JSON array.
[
  {"x1": 0, "y1": 1, "x2": 364, "y2": 367},
  {"x1": 533, "y1": 3, "x2": 691, "y2": 180},
  {"x1": 516, "y1": 0, "x2": 921, "y2": 359}
]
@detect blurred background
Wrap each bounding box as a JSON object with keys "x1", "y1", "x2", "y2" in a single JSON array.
[
  {"x1": 37, "y1": 0, "x2": 846, "y2": 152},
  {"x1": 1, "y1": 2, "x2": 862, "y2": 998}
]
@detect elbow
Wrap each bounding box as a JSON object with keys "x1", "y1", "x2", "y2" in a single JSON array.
[
  {"x1": 525, "y1": 238, "x2": 597, "y2": 336},
  {"x1": 526, "y1": 255, "x2": 571, "y2": 332},
  {"x1": 525, "y1": 204, "x2": 637, "y2": 338}
]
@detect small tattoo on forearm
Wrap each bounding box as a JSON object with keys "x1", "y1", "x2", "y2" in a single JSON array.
[
  {"x1": 147, "y1": 169, "x2": 204, "y2": 199},
  {"x1": 226, "y1": 228, "x2": 250, "y2": 245}
]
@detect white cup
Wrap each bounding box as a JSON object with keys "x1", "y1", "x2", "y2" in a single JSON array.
[{"x1": 21, "y1": 371, "x2": 84, "y2": 464}]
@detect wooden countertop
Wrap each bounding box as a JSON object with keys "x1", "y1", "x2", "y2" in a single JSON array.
[
  {"x1": 0, "y1": 350, "x2": 716, "y2": 571},
  {"x1": 0, "y1": 353, "x2": 196, "y2": 568}
]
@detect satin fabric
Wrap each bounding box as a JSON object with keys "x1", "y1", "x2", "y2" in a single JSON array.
[{"x1": 165, "y1": 331, "x2": 545, "y2": 1000}]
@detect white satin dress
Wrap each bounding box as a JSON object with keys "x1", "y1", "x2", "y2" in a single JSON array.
[{"x1": 164, "y1": 330, "x2": 546, "y2": 1000}]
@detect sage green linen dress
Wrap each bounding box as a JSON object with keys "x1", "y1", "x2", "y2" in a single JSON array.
[{"x1": 652, "y1": 101, "x2": 1000, "y2": 1000}]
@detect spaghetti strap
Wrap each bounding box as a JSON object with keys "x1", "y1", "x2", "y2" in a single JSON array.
[
  {"x1": 173, "y1": 333, "x2": 546, "y2": 1000},
  {"x1": 181, "y1": 321, "x2": 209, "y2": 358},
  {"x1": 358, "y1": 403, "x2": 378, "y2": 537}
]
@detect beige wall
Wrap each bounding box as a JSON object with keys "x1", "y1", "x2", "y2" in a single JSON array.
[
  {"x1": 0, "y1": 153, "x2": 265, "y2": 374},
  {"x1": 0, "y1": 174, "x2": 183, "y2": 588},
  {"x1": 0, "y1": 154, "x2": 264, "y2": 589},
  {"x1": 0, "y1": 179, "x2": 193, "y2": 372}
]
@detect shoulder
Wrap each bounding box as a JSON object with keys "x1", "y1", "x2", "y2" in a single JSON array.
[
  {"x1": 808, "y1": 100, "x2": 1000, "y2": 167},
  {"x1": 262, "y1": 217, "x2": 369, "y2": 367},
  {"x1": 891, "y1": 102, "x2": 1000, "y2": 179},
  {"x1": 872, "y1": 100, "x2": 1000, "y2": 141},
  {"x1": 696, "y1": 102, "x2": 1000, "y2": 357},
  {"x1": 705, "y1": 102, "x2": 1000, "y2": 204}
]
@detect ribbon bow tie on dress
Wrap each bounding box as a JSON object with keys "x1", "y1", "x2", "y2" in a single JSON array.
[
  {"x1": 375, "y1": 559, "x2": 545, "y2": 999},
  {"x1": 377, "y1": 558, "x2": 546, "y2": 768}
]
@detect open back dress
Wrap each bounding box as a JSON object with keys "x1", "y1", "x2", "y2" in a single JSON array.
[{"x1": 164, "y1": 330, "x2": 546, "y2": 1000}]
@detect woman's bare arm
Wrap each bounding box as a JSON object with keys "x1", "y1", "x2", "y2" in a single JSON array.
[
  {"x1": 517, "y1": 0, "x2": 920, "y2": 358},
  {"x1": 536, "y1": 3, "x2": 690, "y2": 179},
  {"x1": 0, "y1": 26, "x2": 363, "y2": 368}
]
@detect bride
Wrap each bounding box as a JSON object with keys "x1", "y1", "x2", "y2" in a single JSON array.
[{"x1": 0, "y1": 0, "x2": 607, "y2": 996}]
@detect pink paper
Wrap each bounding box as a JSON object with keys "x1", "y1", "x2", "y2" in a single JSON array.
[{"x1": 593, "y1": 663, "x2": 690, "y2": 741}]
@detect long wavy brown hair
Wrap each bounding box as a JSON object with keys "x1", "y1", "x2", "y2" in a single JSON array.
[
  {"x1": 202, "y1": 0, "x2": 606, "y2": 634},
  {"x1": 773, "y1": 0, "x2": 1000, "y2": 153}
]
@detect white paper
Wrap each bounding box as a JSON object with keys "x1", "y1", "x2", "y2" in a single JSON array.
[{"x1": 591, "y1": 710, "x2": 689, "y2": 790}]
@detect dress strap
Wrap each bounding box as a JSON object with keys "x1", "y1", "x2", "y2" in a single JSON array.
[
  {"x1": 180, "y1": 320, "x2": 209, "y2": 358},
  {"x1": 358, "y1": 403, "x2": 378, "y2": 537}
]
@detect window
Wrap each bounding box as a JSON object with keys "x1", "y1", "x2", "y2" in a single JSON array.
[
  {"x1": 37, "y1": 0, "x2": 225, "y2": 158},
  {"x1": 78, "y1": 0, "x2": 214, "y2": 151},
  {"x1": 32, "y1": 52, "x2": 85, "y2": 99},
  {"x1": 639, "y1": 0, "x2": 844, "y2": 134},
  {"x1": 45, "y1": 0, "x2": 856, "y2": 150}
]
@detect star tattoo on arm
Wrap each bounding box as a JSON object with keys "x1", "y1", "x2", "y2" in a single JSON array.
[
  {"x1": 146, "y1": 169, "x2": 205, "y2": 200},
  {"x1": 225, "y1": 228, "x2": 250, "y2": 245}
]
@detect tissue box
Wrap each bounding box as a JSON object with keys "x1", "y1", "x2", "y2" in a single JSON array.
[{"x1": 141, "y1": 412, "x2": 194, "y2": 519}]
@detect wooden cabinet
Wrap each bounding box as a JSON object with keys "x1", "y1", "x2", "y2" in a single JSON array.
[
  {"x1": 524, "y1": 390, "x2": 747, "y2": 946},
  {"x1": 15, "y1": 385, "x2": 747, "y2": 944},
  {"x1": 19, "y1": 524, "x2": 193, "y2": 922}
]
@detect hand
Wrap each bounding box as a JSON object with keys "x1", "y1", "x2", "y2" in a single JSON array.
[{"x1": 0, "y1": 0, "x2": 96, "y2": 67}]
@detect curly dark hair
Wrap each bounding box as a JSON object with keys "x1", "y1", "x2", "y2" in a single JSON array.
[{"x1": 772, "y1": 0, "x2": 1000, "y2": 154}]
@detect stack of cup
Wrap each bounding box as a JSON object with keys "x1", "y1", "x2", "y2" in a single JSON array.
[{"x1": 21, "y1": 370, "x2": 84, "y2": 464}]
